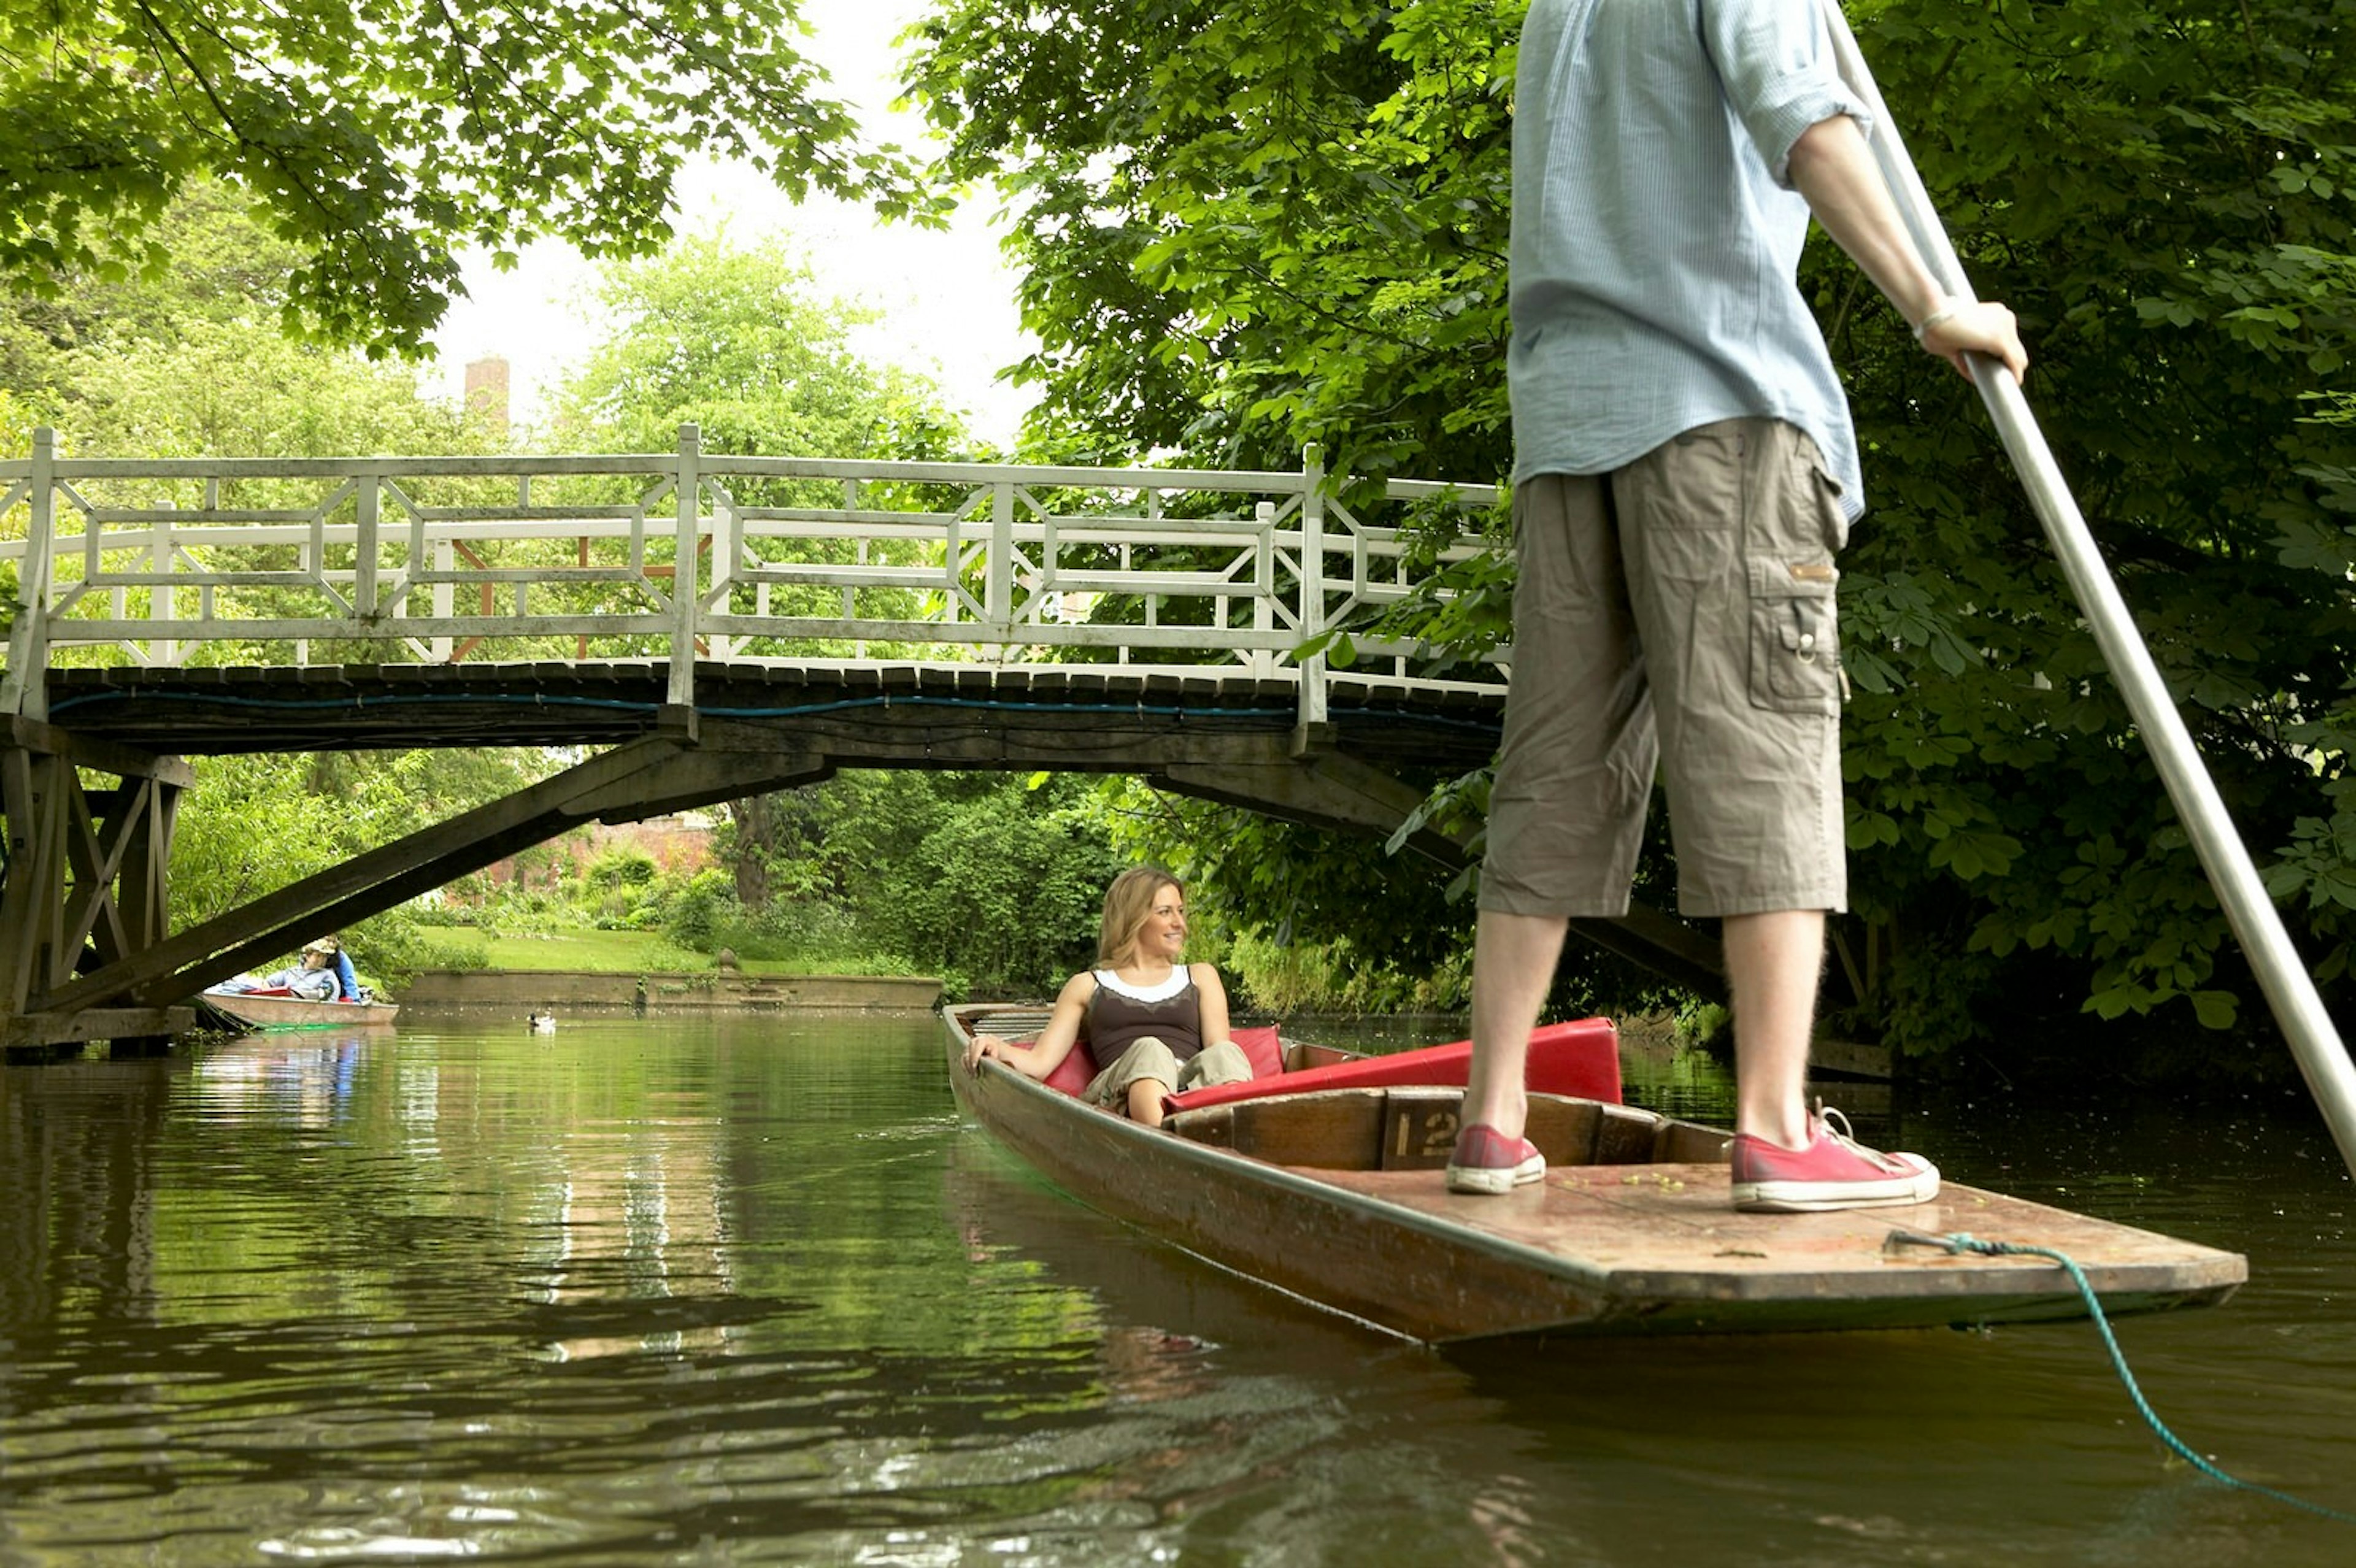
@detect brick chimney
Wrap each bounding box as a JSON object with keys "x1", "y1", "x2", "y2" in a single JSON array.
[{"x1": 463, "y1": 356, "x2": 510, "y2": 435}]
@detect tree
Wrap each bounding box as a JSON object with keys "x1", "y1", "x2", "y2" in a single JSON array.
[
  {"x1": 549, "y1": 234, "x2": 984, "y2": 911},
  {"x1": 1, "y1": 0, "x2": 939, "y2": 357},
  {"x1": 4, "y1": 178, "x2": 502, "y2": 464},
  {"x1": 0, "y1": 185, "x2": 567, "y2": 975},
  {"x1": 1817, "y1": 0, "x2": 2356, "y2": 1055},
  {"x1": 710, "y1": 770, "x2": 1122, "y2": 995},
  {"x1": 171, "y1": 747, "x2": 560, "y2": 978},
  {"x1": 906, "y1": 0, "x2": 2356, "y2": 1059},
  {"x1": 0, "y1": 177, "x2": 304, "y2": 397},
  {"x1": 3, "y1": 183, "x2": 516, "y2": 672},
  {"x1": 550, "y1": 234, "x2": 969, "y2": 466},
  {"x1": 907, "y1": 0, "x2": 1515, "y2": 477},
  {"x1": 55, "y1": 317, "x2": 488, "y2": 462}
]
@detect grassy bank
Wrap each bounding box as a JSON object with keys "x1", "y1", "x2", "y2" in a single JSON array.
[{"x1": 453, "y1": 930, "x2": 923, "y2": 978}]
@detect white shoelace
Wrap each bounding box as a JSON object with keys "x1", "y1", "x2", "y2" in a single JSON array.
[{"x1": 1814, "y1": 1102, "x2": 1909, "y2": 1172}]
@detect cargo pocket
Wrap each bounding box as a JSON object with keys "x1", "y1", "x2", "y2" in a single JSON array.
[
  {"x1": 1748, "y1": 557, "x2": 1842, "y2": 715},
  {"x1": 1809, "y1": 459, "x2": 1849, "y2": 555}
]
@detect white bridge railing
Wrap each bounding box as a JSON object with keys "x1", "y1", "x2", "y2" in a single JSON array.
[{"x1": 0, "y1": 426, "x2": 1507, "y2": 731}]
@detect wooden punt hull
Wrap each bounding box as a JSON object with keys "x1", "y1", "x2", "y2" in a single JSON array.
[
  {"x1": 204, "y1": 991, "x2": 400, "y2": 1031},
  {"x1": 943, "y1": 1005, "x2": 2245, "y2": 1342}
]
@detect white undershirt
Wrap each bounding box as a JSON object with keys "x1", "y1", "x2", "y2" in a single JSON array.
[{"x1": 1092, "y1": 966, "x2": 1190, "y2": 1003}]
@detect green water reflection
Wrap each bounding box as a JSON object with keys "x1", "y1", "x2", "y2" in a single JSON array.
[{"x1": 2, "y1": 1012, "x2": 2352, "y2": 1565}]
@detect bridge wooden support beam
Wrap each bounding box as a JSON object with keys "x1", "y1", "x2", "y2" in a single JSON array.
[
  {"x1": 32, "y1": 734, "x2": 830, "y2": 1021},
  {"x1": 2, "y1": 720, "x2": 196, "y2": 1051},
  {"x1": 683, "y1": 713, "x2": 1727, "y2": 1000},
  {"x1": 12, "y1": 695, "x2": 1720, "y2": 1049},
  {"x1": 1152, "y1": 742, "x2": 1726, "y2": 1001}
]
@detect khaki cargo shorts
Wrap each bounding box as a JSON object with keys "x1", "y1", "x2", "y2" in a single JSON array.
[{"x1": 1480, "y1": 417, "x2": 1848, "y2": 920}]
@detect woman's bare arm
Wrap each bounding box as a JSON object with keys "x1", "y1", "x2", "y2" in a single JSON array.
[
  {"x1": 966, "y1": 969, "x2": 1095, "y2": 1077},
  {"x1": 1191, "y1": 962, "x2": 1233, "y2": 1048}
]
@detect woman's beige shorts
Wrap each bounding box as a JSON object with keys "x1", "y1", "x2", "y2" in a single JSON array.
[
  {"x1": 1084, "y1": 1037, "x2": 1253, "y2": 1111},
  {"x1": 1480, "y1": 418, "x2": 1848, "y2": 920}
]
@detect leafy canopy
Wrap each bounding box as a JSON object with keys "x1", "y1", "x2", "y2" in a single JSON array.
[
  {"x1": 551, "y1": 234, "x2": 969, "y2": 464},
  {"x1": 907, "y1": 0, "x2": 2356, "y2": 1055},
  {"x1": 1, "y1": 0, "x2": 940, "y2": 356},
  {"x1": 907, "y1": 0, "x2": 1517, "y2": 475}
]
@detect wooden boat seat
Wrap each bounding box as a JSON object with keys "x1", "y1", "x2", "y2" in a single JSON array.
[{"x1": 1165, "y1": 1086, "x2": 1730, "y2": 1173}]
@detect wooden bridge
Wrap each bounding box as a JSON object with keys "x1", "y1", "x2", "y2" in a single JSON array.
[{"x1": 0, "y1": 427, "x2": 1720, "y2": 1051}]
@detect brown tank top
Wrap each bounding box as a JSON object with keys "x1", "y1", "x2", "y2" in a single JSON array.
[{"x1": 1084, "y1": 969, "x2": 1203, "y2": 1065}]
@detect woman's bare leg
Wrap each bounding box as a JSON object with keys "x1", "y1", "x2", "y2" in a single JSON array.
[{"x1": 1128, "y1": 1078, "x2": 1171, "y2": 1128}]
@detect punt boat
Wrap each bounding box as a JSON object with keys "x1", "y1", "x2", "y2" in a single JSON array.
[
  {"x1": 943, "y1": 1003, "x2": 2245, "y2": 1341},
  {"x1": 202, "y1": 988, "x2": 400, "y2": 1032}
]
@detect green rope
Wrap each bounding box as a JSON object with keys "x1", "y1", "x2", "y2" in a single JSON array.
[{"x1": 1887, "y1": 1228, "x2": 2356, "y2": 1524}]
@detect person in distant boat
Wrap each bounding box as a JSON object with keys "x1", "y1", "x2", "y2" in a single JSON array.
[
  {"x1": 318, "y1": 936, "x2": 361, "y2": 1002},
  {"x1": 1452, "y1": 0, "x2": 2027, "y2": 1210},
  {"x1": 213, "y1": 939, "x2": 342, "y2": 1001},
  {"x1": 964, "y1": 866, "x2": 1252, "y2": 1128}
]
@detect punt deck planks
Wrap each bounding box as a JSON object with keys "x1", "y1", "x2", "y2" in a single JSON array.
[{"x1": 1307, "y1": 1164, "x2": 2246, "y2": 1316}]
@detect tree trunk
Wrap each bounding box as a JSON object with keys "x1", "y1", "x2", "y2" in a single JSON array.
[{"x1": 729, "y1": 794, "x2": 776, "y2": 912}]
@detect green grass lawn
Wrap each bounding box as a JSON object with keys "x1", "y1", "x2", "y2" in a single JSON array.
[{"x1": 468, "y1": 929, "x2": 916, "y2": 978}]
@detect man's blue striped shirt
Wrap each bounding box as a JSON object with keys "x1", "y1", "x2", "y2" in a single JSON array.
[{"x1": 1508, "y1": 0, "x2": 1872, "y2": 523}]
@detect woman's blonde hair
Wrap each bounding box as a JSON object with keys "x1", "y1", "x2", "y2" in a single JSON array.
[{"x1": 1097, "y1": 865, "x2": 1183, "y2": 965}]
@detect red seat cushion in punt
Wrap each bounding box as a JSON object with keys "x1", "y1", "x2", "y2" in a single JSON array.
[{"x1": 1163, "y1": 1017, "x2": 1621, "y2": 1115}]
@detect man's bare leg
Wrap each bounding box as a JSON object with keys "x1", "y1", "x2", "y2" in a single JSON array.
[
  {"x1": 1725, "y1": 909, "x2": 1823, "y2": 1150},
  {"x1": 1461, "y1": 909, "x2": 1571, "y2": 1139}
]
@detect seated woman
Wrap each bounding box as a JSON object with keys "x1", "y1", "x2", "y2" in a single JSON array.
[{"x1": 964, "y1": 865, "x2": 1252, "y2": 1128}]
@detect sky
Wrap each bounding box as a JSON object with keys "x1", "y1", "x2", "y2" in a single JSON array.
[{"x1": 424, "y1": 0, "x2": 1039, "y2": 448}]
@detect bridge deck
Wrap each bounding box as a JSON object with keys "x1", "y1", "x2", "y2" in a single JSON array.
[{"x1": 43, "y1": 661, "x2": 1507, "y2": 772}]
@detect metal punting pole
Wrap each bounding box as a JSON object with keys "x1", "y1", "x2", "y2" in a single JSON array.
[{"x1": 1815, "y1": 0, "x2": 2356, "y2": 1180}]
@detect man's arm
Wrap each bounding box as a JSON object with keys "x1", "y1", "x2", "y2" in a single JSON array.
[{"x1": 1785, "y1": 114, "x2": 2029, "y2": 384}]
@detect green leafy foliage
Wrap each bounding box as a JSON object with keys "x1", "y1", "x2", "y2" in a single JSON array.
[
  {"x1": 1, "y1": 1, "x2": 939, "y2": 356},
  {"x1": 171, "y1": 748, "x2": 562, "y2": 980},
  {"x1": 907, "y1": 0, "x2": 1519, "y2": 475},
  {"x1": 0, "y1": 178, "x2": 300, "y2": 395},
  {"x1": 550, "y1": 235, "x2": 971, "y2": 464},
  {"x1": 1820, "y1": 0, "x2": 2356, "y2": 1050},
  {"x1": 4, "y1": 180, "x2": 499, "y2": 461},
  {"x1": 703, "y1": 770, "x2": 1123, "y2": 997},
  {"x1": 1, "y1": 184, "x2": 515, "y2": 682},
  {"x1": 908, "y1": 0, "x2": 2356, "y2": 1058}
]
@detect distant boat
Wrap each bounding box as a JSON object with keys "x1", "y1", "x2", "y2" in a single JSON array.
[
  {"x1": 944, "y1": 1003, "x2": 2245, "y2": 1341},
  {"x1": 204, "y1": 989, "x2": 398, "y2": 1032}
]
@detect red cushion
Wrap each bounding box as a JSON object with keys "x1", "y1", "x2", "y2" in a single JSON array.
[
  {"x1": 1163, "y1": 1017, "x2": 1621, "y2": 1115},
  {"x1": 1230, "y1": 1024, "x2": 1284, "y2": 1079},
  {"x1": 1001, "y1": 1038, "x2": 1102, "y2": 1097}
]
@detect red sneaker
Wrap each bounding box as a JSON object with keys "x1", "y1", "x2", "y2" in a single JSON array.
[
  {"x1": 1446, "y1": 1123, "x2": 1546, "y2": 1195},
  {"x1": 1730, "y1": 1107, "x2": 1939, "y2": 1213}
]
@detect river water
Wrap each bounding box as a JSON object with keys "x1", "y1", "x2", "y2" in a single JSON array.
[{"x1": 2, "y1": 1012, "x2": 2351, "y2": 1566}]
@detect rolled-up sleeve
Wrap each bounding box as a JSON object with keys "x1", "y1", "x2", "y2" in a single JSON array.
[{"x1": 1702, "y1": 0, "x2": 1871, "y2": 185}]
